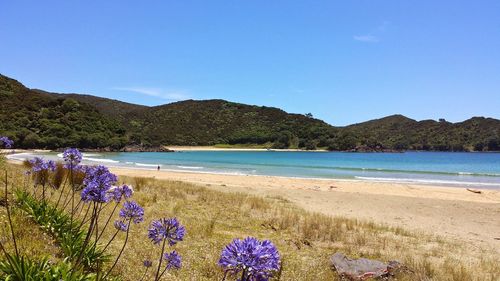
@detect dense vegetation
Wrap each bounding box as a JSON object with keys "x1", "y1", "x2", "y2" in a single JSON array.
[
  {"x1": 131, "y1": 100, "x2": 337, "y2": 148},
  {"x1": 342, "y1": 115, "x2": 500, "y2": 151},
  {"x1": 0, "y1": 75, "x2": 127, "y2": 149},
  {"x1": 1, "y1": 74, "x2": 499, "y2": 151}
]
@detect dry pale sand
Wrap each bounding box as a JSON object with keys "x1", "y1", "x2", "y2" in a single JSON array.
[{"x1": 110, "y1": 167, "x2": 500, "y2": 254}]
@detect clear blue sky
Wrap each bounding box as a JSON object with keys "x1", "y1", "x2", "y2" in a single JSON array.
[{"x1": 1, "y1": 1, "x2": 499, "y2": 126}]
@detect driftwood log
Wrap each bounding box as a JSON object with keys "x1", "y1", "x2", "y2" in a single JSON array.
[
  {"x1": 466, "y1": 188, "x2": 482, "y2": 194},
  {"x1": 330, "y1": 253, "x2": 402, "y2": 280}
]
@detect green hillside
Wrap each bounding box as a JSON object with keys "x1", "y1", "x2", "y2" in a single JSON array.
[
  {"x1": 133, "y1": 99, "x2": 337, "y2": 147},
  {"x1": 343, "y1": 115, "x2": 500, "y2": 151},
  {"x1": 35, "y1": 90, "x2": 338, "y2": 149},
  {"x1": 0, "y1": 75, "x2": 127, "y2": 149},
  {"x1": 1, "y1": 74, "x2": 499, "y2": 151}
]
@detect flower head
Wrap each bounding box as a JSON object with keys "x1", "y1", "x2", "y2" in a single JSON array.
[
  {"x1": 81, "y1": 165, "x2": 117, "y2": 203},
  {"x1": 119, "y1": 201, "x2": 144, "y2": 224},
  {"x1": 114, "y1": 220, "x2": 128, "y2": 232},
  {"x1": 29, "y1": 157, "x2": 44, "y2": 171},
  {"x1": 148, "y1": 218, "x2": 185, "y2": 246},
  {"x1": 219, "y1": 237, "x2": 280, "y2": 281},
  {"x1": 0, "y1": 136, "x2": 13, "y2": 148},
  {"x1": 163, "y1": 251, "x2": 182, "y2": 270},
  {"x1": 143, "y1": 260, "x2": 153, "y2": 268},
  {"x1": 109, "y1": 184, "x2": 133, "y2": 203},
  {"x1": 29, "y1": 157, "x2": 56, "y2": 173},
  {"x1": 46, "y1": 160, "x2": 56, "y2": 171},
  {"x1": 63, "y1": 148, "x2": 82, "y2": 168}
]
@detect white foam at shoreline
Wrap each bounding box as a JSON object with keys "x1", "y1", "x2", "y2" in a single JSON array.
[
  {"x1": 6, "y1": 152, "x2": 38, "y2": 160},
  {"x1": 83, "y1": 157, "x2": 119, "y2": 163},
  {"x1": 135, "y1": 163, "x2": 161, "y2": 167},
  {"x1": 56, "y1": 152, "x2": 116, "y2": 163},
  {"x1": 82, "y1": 153, "x2": 102, "y2": 157},
  {"x1": 6, "y1": 153, "x2": 33, "y2": 161},
  {"x1": 10, "y1": 152, "x2": 118, "y2": 165},
  {"x1": 119, "y1": 165, "x2": 247, "y2": 176},
  {"x1": 158, "y1": 167, "x2": 246, "y2": 176},
  {"x1": 177, "y1": 165, "x2": 204, "y2": 169}
]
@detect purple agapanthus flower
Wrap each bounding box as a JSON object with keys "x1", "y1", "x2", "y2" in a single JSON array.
[
  {"x1": 46, "y1": 160, "x2": 56, "y2": 170},
  {"x1": 119, "y1": 201, "x2": 144, "y2": 224},
  {"x1": 63, "y1": 148, "x2": 82, "y2": 168},
  {"x1": 0, "y1": 136, "x2": 13, "y2": 148},
  {"x1": 73, "y1": 164, "x2": 88, "y2": 173},
  {"x1": 81, "y1": 165, "x2": 117, "y2": 203},
  {"x1": 114, "y1": 220, "x2": 128, "y2": 232},
  {"x1": 143, "y1": 260, "x2": 153, "y2": 268},
  {"x1": 29, "y1": 157, "x2": 43, "y2": 170},
  {"x1": 148, "y1": 218, "x2": 186, "y2": 246},
  {"x1": 163, "y1": 251, "x2": 182, "y2": 270},
  {"x1": 29, "y1": 157, "x2": 56, "y2": 173},
  {"x1": 109, "y1": 184, "x2": 133, "y2": 203},
  {"x1": 219, "y1": 237, "x2": 280, "y2": 281}
]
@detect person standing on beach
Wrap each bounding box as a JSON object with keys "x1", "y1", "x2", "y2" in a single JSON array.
[{"x1": 157, "y1": 165, "x2": 160, "y2": 171}]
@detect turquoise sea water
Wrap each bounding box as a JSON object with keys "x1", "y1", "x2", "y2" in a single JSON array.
[{"x1": 9, "y1": 151, "x2": 500, "y2": 188}]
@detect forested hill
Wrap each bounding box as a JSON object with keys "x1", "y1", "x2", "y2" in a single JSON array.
[
  {"x1": 1, "y1": 74, "x2": 499, "y2": 151},
  {"x1": 0, "y1": 74, "x2": 336, "y2": 149},
  {"x1": 342, "y1": 115, "x2": 499, "y2": 151},
  {"x1": 0, "y1": 75, "x2": 127, "y2": 149}
]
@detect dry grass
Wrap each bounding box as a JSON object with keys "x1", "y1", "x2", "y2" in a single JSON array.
[
  {"x1": 3, "y1": 164, "x2": 500, "y2": 280},
  {"x1": 0, "y1": 193, "x2": 60, "y2": 260}
]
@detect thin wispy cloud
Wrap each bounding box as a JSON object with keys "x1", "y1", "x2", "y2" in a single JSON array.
[
  {"x1": 112, "y1": 87, "x2": 190, "y2": 101},
  {"x1": 353, "y1": 35, "x2": 379, "y2": 43},
  {"x1": 353, "y1": 21, "x2": 389, "y2": 43}
]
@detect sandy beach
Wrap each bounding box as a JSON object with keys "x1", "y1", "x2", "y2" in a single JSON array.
[{"x1": 110, "y1": 166, "x2": 500, "y2": 253}]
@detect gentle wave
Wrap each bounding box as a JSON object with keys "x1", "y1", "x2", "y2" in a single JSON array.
[
  {"x1": 335, "y1": 167, "x2": 500, "y2": 177},
  {"x1": 83, "y1": 153, "x2": 102, "y2": 157},
  {"x1": 298, "y1": 164, "x2": 499, "y2": 177},
  {"x1": 161, "y1": 168, "x2": 247, "y2": 176},
  {"x1": 84, "y1": 157, "x2": 120, "y2": 163},
  {"x1": 355, "y1": 176, "x2": 500, "y2": 187},
  {"x1": 300, "y1": 165, "x2": 498, "y2": 177},
  {"x1": 188, "y1": 159, "x2": 500, "y2": 177},
  {"x1": 6, "y1": 153, "x2": 32, "y2": 161},
  {"x1": 56, "y1": 152, "x2": 117, "y2": 163},
  {"x1": 135, "y1": 163, "x2": 161, "y2": 167},
  {"x1": 177, "y1": 166, "x2": 204, "y2": 170},
  {"x1": 127, "y1": 165, "x2": 247, "y2": 176},
  {"x1": 7, "y1": 152, "x2": 31, "y2": 157}
]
